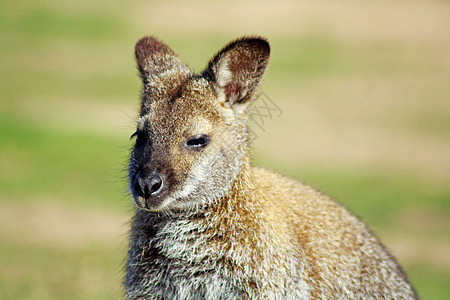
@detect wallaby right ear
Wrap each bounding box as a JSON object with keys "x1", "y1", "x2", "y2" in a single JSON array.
[
  {"x1": 135, "y1": 36, "x2": 189, "y2": 84},
  {"x1": 204, "y1": 37, "x2": 270, "y2": 107}
]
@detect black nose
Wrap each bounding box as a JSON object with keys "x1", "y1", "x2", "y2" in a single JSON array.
[{"x1": 135, "y1": 174, "x2": 163, "y2": 199}]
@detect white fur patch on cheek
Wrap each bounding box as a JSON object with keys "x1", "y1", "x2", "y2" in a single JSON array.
[{"x1": 160, "y1": 154, "x2": 210, "y2": 209}]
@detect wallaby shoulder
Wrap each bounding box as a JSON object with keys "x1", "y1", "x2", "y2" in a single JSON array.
[{"x1": 247, "y1": 167, "x2": 417, "y2": 299}]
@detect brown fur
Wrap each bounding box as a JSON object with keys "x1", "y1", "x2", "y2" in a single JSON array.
[{"x1": 125, "y1": 35, "x2": 418, "y2": 299}]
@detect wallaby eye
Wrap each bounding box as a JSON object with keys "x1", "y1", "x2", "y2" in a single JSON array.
[{"x1": 184, "y1": 134, "x2": 210, "y2": 150}]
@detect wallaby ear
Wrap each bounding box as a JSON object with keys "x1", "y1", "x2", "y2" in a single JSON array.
[
  {"x1": 135, "y1": 36, "x2": 190, "y2": 84},
  {"x1": 204, "y1": 37, "x2": 270, "y2": 106}
]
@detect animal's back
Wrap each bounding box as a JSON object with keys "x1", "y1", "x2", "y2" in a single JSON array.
[{"x1": 248, "y1": 167, "x2": 416, "y2": 298}]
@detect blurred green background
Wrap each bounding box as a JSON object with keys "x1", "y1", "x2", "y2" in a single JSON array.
[{"x1": 0, "y1": 0, "x2": 449, "y2": 298}]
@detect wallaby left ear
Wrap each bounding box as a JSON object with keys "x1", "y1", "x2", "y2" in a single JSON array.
[
  {"x1": 204, "y1": 37, "x2": 270, "y2": 106},
  {"x1": 135, "y1": 36, "x2": 191, "y2": 86}
]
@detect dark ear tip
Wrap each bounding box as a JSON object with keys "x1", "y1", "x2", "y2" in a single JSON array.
[
  {"x1": 250, "y1": 37, "x2": 270, "y2": 53},
  {"x1": 135, "y1": 36, "x2": 174, "y2": 71},
  {"x1": 135, "y1": 36, "x2": 171, "y2": 55},
  {"x1": 238, "y1": 36, "x2": 270, "y2": 56}
]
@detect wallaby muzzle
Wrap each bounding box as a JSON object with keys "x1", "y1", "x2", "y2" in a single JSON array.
[{"x1": 132, "y1": 171, "x2": 165, "y2": 209}]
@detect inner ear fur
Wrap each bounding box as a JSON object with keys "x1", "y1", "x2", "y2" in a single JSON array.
[{"x1": 204, "y1": 37, "x2": 270, "y2": 106}]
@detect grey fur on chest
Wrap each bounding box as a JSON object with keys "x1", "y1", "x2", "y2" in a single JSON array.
[
  {"x1": 125, "y1": 214, "x2": 308, "y2": 300},
  {"x1": 126, "y1": 215, "x2": 243, "y2": 299}
]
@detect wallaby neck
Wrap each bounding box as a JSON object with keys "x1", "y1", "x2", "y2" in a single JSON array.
[{"x1": 201, "y1": 157, "x2": 259, "y2": 225}]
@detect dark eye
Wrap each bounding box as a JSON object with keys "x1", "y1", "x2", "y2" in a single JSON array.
[{"x1": 184, "y1": 134, "x2": 210, "y2": 150}]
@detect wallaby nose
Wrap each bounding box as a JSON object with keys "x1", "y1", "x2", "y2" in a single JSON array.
[{"x1": 135, "y1": 174, "x2": 163, "y2": 199}]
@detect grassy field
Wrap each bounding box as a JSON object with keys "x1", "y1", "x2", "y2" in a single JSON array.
[{"x1": 1, "y1": 0, "x2": 449, "y2": 298}]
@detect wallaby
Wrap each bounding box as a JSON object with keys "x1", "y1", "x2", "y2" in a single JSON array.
[{"x1": 125, "y1": 35, "x2": 418, "y2": 299}]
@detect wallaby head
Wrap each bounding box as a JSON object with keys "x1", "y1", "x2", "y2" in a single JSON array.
[{"x1": 129, "y1": 36, "x2": 270, "y2": 212}]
